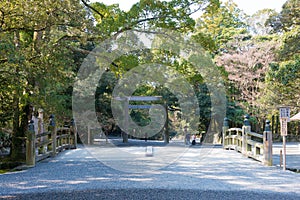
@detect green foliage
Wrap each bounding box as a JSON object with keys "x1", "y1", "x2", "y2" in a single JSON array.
[
  {"x1": 91, "y1": 0, "x2": 200, "y2": 41},
  {"x1": 266, "y1": 0, "x2": 300, "y2": 34},
  {"x1": 247, "y1": 9, "x2": 277, "y2": 35},
  {"x1": 259, "y1": 0, "x2": 300, "y2": 121},
  {"x1": 194, "y1": 0, "x2": 247, "y2": 54},
  {"x1": 0, "y1": 0, "x2": 87, "y2": 119},
  {"x1": 95, "y1": 72, "x2": 118, "y2": 127},
  {"x1": 0, "y1": 0, "x2": 89, "y2": 159},
  {"x1": 280, "y1": 0, "x2": 300, "y2": 31},
  {"x1": 263, "y1": 56, "x2": 300, "y2": 111},
  {"x1": 279, "y1": 25, "x2": 300, "y2": 61}
]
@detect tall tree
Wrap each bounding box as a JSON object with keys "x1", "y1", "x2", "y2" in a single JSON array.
[
  {"x1": 0, "y1": 0, "x2": 87, "y2": 160},
  {"x1": 216, "y1": 34, "x2": 280, "y2": 131},
  {"x1": 193, "y1": 0, "x2": 247, "y2": 54},
  {"x1": 269, "y1": 0, "x2": 300, "y2": 60},
  {"x1": 262, "y1": 56, "x2": 300, "y2": 113},
  {"x1": 262, "y1": 0, "x2": 300, "y2": 109}
]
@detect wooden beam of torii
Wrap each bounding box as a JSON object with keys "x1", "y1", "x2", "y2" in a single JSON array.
[
  {"x1": 114, "y1": 96, "x2": 162, "y2": 101},
  {"x1": 127, "y1": 96, "x2": 162, "y2": 110},
  {"x1": 128, "y1": 105, "x2": 156, "y2": 109},
  {"x1": 114, "y1": 96, "x2": 180, "y2": 111}
]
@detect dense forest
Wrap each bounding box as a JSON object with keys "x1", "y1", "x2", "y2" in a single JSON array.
[{"x1": 0, "y1": 0, "x2": 299, "y2": 161}]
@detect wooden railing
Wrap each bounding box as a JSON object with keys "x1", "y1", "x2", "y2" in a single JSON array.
[
  {"x1": 35, "y1": 130, "x2": 53, "y2": 162},
  {"x1": 223, "y1": 115, "x2": 273, "y2": 166},
  {"x1": 244, "y1": 131, "x2": 264, "y2": 161},
  {"x1": 223, "y1": 128, "x2": 243, "y2": 152},
  {"x1": 26, "y1": 115, "x2": 77, "y2": 166}
]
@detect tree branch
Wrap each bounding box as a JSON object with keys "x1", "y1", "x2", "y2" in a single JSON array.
[
  {"x1": 81, "y1": 0, "x2": 104, "y2": 18},
  {"x1": 111, "y1": 14, "x2": 175, "y2": 39},
  {"x1": 0, "y1": 9, "x2": 4, "y2": 29},
  {"x1": 0, "y1": 58, "x2": 8, "y2": 64},
  {"x1": 68, "y1": 46, "x2": 120, "y2": 69}
]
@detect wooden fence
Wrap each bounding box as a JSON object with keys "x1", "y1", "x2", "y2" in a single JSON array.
[
  {"x1": 26, "y1": 115, "x2": 77, "y2": 166},
  {"x1": 223, "y1": 115, "x2": 273, "y2": 166}
]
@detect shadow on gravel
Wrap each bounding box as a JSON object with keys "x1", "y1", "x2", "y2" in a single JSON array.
[
  {"x1": 3, "y1": 189, "x2": 300, "y2": 200},
  {"x1": 100, "y1": 138, "x2": 220, "y2": 149}
]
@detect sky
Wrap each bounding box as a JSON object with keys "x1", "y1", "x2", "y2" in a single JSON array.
[{"x1": 95, "y1": 0, "x2": 287, "y2": 16}]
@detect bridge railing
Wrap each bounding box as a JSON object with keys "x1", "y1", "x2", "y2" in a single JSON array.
[
  {"x1": 223, "y1": 128, "x2": 243, "y2": 151},
  {"x1": 26, "y1": 115, "x2": 77, "y2": 166},
  {"x1": 223, "y1": 115, "x2": 273, "y2": 166},
  {"x1": 244, "y1": 131, "x2": 264, "y2": 161}
]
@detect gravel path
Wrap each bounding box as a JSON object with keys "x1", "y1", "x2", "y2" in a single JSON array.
[{"x1": 1, "y1": 141, "x2": 300, "y2": 199}]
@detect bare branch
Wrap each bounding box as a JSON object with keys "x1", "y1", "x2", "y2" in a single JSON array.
[{"x1": 81, "y1": 0, "x2": 104, "y2": 18}]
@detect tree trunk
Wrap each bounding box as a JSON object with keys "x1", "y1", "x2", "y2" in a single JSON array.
[
  {"x1": 271, "y1": 115, "x2": 275, "y2": 135},
  {"x1": 164, "y1": 103, "x2": 169, "y2": 143},
  {"x1": 122, "y1": 131, "x2": 128, "y2": 143},
  {"x1": 11, "y1": 104, "x2": 33, "y2": 161},
  {"x1": 275, "y1": 115, "x2": 279, "y2": 135},
  {"x1": 10, "y1": 30, "x2": 34, "y2": 161},
  {"x1": 11, "y1": 30, "x2": 24, "y2": 161},
  {"x1": 11, "y1": 93, "x2": 22, "y2": 160}
]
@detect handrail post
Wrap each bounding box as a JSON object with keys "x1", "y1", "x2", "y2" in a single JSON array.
[
  {"x1": 70, "y1": 118, "x2": 77, "y2": 148},
  {"x1": 87, "y1": 124, "x2": 91, "y2": 145},
  {"x1": 49, "y1": 114, "x2": 57, "y2": 157},
  {"x1": 123, "y1": 97, "x2": 129, "y2": 143},
  {"x1": 26, "y1": 120, "x2": 36, "y2": 167},
  {"x1": 38, "y1": 108, "x2": 44, "y2": 134},
  {"x1": 242, "y1": 114, "x2": 251, "y2": 155},
  {"x1": 263, "y1": 120, "x2": 273, "y2": 166},
  {"x1": 222, "y1": 118, "x2": 229, "y2": 149}
]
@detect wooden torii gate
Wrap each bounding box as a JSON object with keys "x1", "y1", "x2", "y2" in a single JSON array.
[{"x1": 116, "y1": 96, "x2": 169, "y2": 143}]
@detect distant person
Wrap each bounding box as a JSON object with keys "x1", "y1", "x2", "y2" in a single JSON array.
[
  {"x1": 200, "y1": 131, "x2": 206, "y2": 144},
  {"x1": 192, "y1": 134, "x2": 196, "y2": 145}
]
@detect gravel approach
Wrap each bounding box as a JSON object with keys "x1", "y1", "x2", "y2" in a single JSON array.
[{"x1": 1, "y1": 141, "x2": 300, "y2": 199}]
